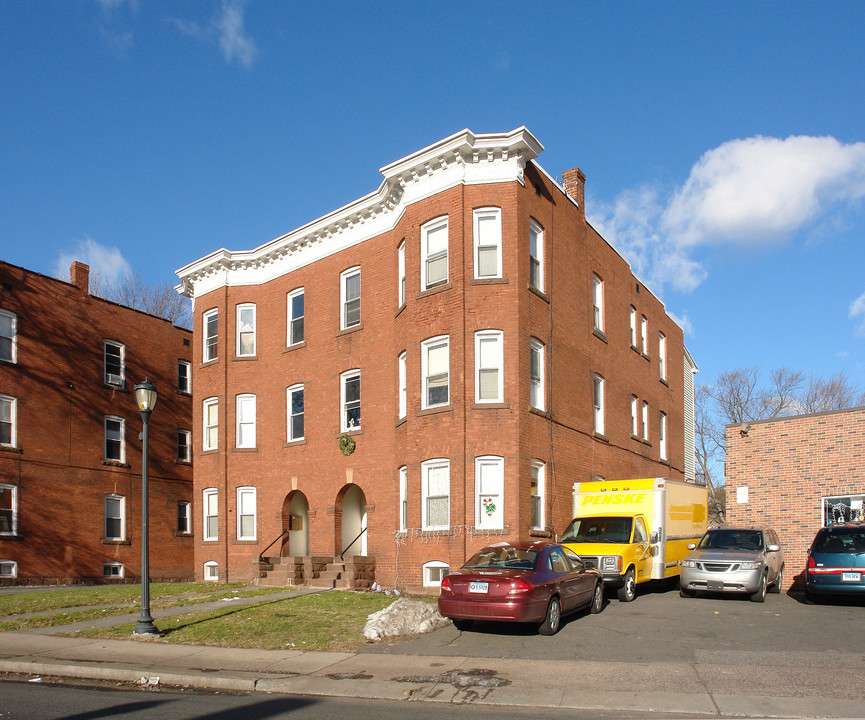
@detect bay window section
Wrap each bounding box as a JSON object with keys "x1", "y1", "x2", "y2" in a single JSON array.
[
  {"x1": 422, "y1": 459, "x2": 450, "y2": 530},
  {"x1": 203, "y1": 488, "x2": 218, "y2": 540},
  {"x1": 475, "y1": 330, "x2": 503, "y2": 403},
  {"x1": 341, "y1": 370, "x2": 361, "y2": 431},
  {"x1": 529, "y1": 220, "x2": 543, "y2": 292},
  {"x1": 531, "y1": 461, "x2": 545, "y2": 530},
  {"x1": 475, "y1": 456, "x2": 503, "y2": 529},
  {"x1": 203, "y1": 309, "x2": 218, "y2": 362},
  {"x1": 530, "y1": 339, "x2": 544, "y2": 410},
  {"x1": 473, "y1": 208, "x2": 501, "y2": 279},
  {"x1": 341, "y1": 268, "x2": 361, "y2": 329},
  {"x1": 422, "y1": 336, "x2": 449, "y2": 409},
  {"x1": 288, "y1": 289, "x2": 304, "y2": 346},
  {"x1": 421, "y1": 217, "x2": 448, "y2": 290}
]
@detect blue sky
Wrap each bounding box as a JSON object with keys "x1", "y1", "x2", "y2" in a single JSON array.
[{"x1": 2, "y1": 1, "x2": 865, "y2": 391}]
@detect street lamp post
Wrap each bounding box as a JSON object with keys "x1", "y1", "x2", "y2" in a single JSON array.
[{"x1": 133, "y1": 378, "x2": 159, "y2": 635}]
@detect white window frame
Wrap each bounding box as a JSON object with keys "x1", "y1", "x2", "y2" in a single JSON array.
[
  {"x1": 103, "y1": 562, "x2": 124, "y2": 579},
  {"x1": 631, "y1": 396, "x2": 639, "y2": 436},
  {"x1": 341, "y1": 370, "x2": 361, "y2": 432},
  {"x1": 236, "y1": 303, "x2": 256, "y2": 357},
  {"x1": 642, "y1": 401, "x2": 649, "y2": 441},
  {"x1": 530, "y1": 461, "x2": 545, "y2": 530},
  {"x1": 203, "y1": 308, "x2": 218, "y2": 362},
  {"x1": 398, "y1": 352, "x2": 407, "y2": 419},
  {"x1": 399, "y1": 465, "x2": 407, "y2": 532},
  {"x1": 203, "y1": 488, "x2": 218, "y2": 541},
  {"x1": 236, "y1": 486, "x2": 257, "y2": 541},
  {"x1": 287, "y1": 288, "x2": 304, "y2": 346},
  {"x1": 236, "y1": 394, "x2": 256, "y2": 449},
  {"x1": 204, "y1": 561, "x2": 219, "y2": 581},
  {"x1": 659, "y1": 411, "x2": 668, "y2": 460},
  {"x1": 177, "y1": 360, "x2": 191, "y2": 394},
  {"x1": 0, "y1": 560, "x2": 17, "y2": 579},
  {"x1": 341, "y1": 267, "x2": 361, "y2": 330},
  {"x1": 659, "y1": 332, "x2": 667, "y2": 380},
  {"x1": 104, "y1": 340, "x2": 125, "y2": 387},
  {"x1": 629, "y1": 306, "x2": 637, "y2": 348},
  {"x1": 475, "y1": 455, "x2": 504, "y2": 530},
  {"x1": 0, "y1": 310, "x2": 16, "y2": 364},
  {"x1": 421, "y1": 458, "x2": 450, "y2": 531},
  {"x1": 422, "y1": 336, "x2": 449, "y2": 409},
  {"x1": 177, "y1": 429, "x2": 191, "y2": 462},
  {"x1": 475, "y1": 330, "x2": 503, "y2": 403},
  {"x1": 203, "y1": 397, "x2": 218, "y2": 451},
  {"x1": 177, "y1": 501, "x2": 191, "y2": 534},
  {"x1": 593, "y1": 374, "x2": 605, "y2": 435},
  {"x1": 529, "y1": 219, "x2": 544, "y2": 292},
  {"x1": 473, "y1": 207, "x2": 502, "y2": 279},
  {"x1": 0, "y1": 483, "x2": 18, "y2": 536},
  {"x1": 104, "y1": 494, "x2": 125, "y2": 540},
  {"x1": 423, "y1": 560, "x2": 450, "y2": 588},
  {"x1": 421, "y1": 216, "x2": 449, "y2": 291},
  {"x1": 287, "y1": 384, "x2": 304, "y2": 441},
  {"x1": 530, "y1": 339, "x2": 545, "y2": 410},
  {"x1": 0, "y1": 394, "x2": 16, "y2": 449},
  {"x1": 397, "y1": 241, "x2": 406, "y2": 307},
  {"x1": 641, "y1": 315, "x2": 648, "y2": 354},
  {"x1": 592, "y1": 274, "x2": 604, "y2": 332},
  {"x1": 104, "y1": 415, "x2": 125, "y2": 463}
]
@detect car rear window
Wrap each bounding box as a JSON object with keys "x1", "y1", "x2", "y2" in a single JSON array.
[
  {"x1": 813, "y1": 527, "x2": 865, "y2": 554},
  {"x1": 464, "y1": 547, "x2": 539, "y2": 570}
]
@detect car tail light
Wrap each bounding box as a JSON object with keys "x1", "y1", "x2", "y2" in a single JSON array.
[
  {"x1": 807, "y1": 555, "x2": 815, "y2": 572},
  {"x1": 440, "y1": 575, "x2": 452, "y2": 592},
  {"x1": 508, "y1": 578, "x2": 533, "y2": 595}
]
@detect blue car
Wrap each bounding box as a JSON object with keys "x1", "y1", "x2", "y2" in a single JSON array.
[{"x1": 805, "y1": 522, "x2": 865, "y2": 600}]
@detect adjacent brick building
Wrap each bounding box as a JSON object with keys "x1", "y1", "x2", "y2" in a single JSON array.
[
  {"x1": 725, "y1": 407, "x2": 865, "y2": 590},
  {"x1": 176, "y1": 127, "x2": 698, "y2": 591},
  {"x1": 0, "y1": 260, "x2": 194, "y2": 584}
]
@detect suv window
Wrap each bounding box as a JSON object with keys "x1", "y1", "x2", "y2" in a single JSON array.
[
  {"x1": 699, "y1": 529, "x2": 763, "y2": 550},
  {"x1": 813, "y1": 527, "x2": 865, "y2": 554}
]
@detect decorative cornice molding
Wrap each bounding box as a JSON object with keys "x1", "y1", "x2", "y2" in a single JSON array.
[{"x1": 176, "y1": 127, "x2": 544, "y2": 298}]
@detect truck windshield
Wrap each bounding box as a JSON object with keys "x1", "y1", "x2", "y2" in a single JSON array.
[{"x1": 561, "y1": 517, "x2": 633, "y2": 544}]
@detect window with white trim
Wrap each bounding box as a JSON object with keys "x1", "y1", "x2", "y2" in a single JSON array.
[
  {"x1": 592, "y1": 274, "x2": 604, "y2": 332},
  {"x1": 0, "y1": 395, "x2": 16, "y2": 448},
  {"x1": 341, "y1": 370, "x2": 361, "y2": 431},
  {"x1": 287, "y1": 384, "x2": 304, "y2": 441},
  {"x1": 341, "y1": 267, "x2": 361, "y2": 329},
  {"x1": 475, "y1": 330, "x2": 503, "y2": 403},
  {"x1": 103, "y1": 562, "x2": 124, "y2": 579},
  {"x1": 237, "y1": 486, "x2": 257, "y2": 540},
  {"x1": 236, "y1": 394, "x2": 256, "y2": 448},
  {"x1": 641, "y1": 315, "x2": 648, "y2": 354},
  {"x1": 531, "y1": 461, "x2": 545, "y2": 530},
  {"x1": 0, "y1": 560, "x2": 17, "y2": 579},
  {"x1": 529, "y1": 220, "x2": 544, "y2": 292},
  {"x1": 476, "y1": 456, "x2": 504, "y2": 529},
  {"x1": 104, "y1": 416, "x2": 125, "y2": 463},
  {"x1": 236, "y1": 304, "x2": 256, "y2": 357},
  {"x1": 422, "y1": 459, "x2": 450, "y2": 530},
  {"x1": 288, "y1": 289, "x2": 304, "y2": 346},
  {"x1": 177, "y1": 501, "x2": 191, "y2": 534},
  {"x1": 178, "y1": 360, "x2": 191, "y2": 393},
  {"x1": 0, "y1": 310, "x2": 16, "y2": 363},
  {"x1": 177, "y1": 429, "x2": 191, "y2": 462},
  {"x1": 203, "y1": 488, "x2": 218, "y2": 540},
  {"x1": 423, "y1": 560, "x2": 449, "y2": 587},
  {"x1": 593, "y1": 374, "x2": 605, "y2": 435},
  {"x1": 641, "y1": 401, "x2": 649, "y2": 441},
  {"x1": 422, "y1": 336, "x2": 449, "y2": 408},
  {"x1": 398, "y1": 352, "x2": 406, "y2": 419},
  {"x1": 399, "y1": 465, "x2": 407, "y2": 532},
  {"x1": 204, "y1": 561, "x2": 218, "y2": 581},
  {"x1": 631, "y1": 396, "x2": 639, "y2": 436},
  {"x1": 104, "y1": 341, "x2": 124, "y2": 387},
  {"x1": 629, "y1": 306, "x2": 637, "y2": 347},
  {"x1": 203, "y1": 397, "x2": 218, "y2": 451},
  {"x1": 203, "y1": 309, "x2": 218, "y2": 362},
  {"x1": 421, "y1": 217, "x2": 448, "y2": 290},
  {"x1": 104, "y1": 494, "x2": 125, "y2": 540},
  {"x1": 659, "y1": 411, "x2": 667, "y2": 460},
  {"x1": 530, "y1": 339, "x2": 544, "y2": 410},
  {"x1": 397, "y1": 241, "x2": 406, "y2": 307},
  {"x1": 473, "y1": 207, "x2": 502, "y2": 279},
  {"x1": 0, "y1": 484, "x2": 17, "y2": 536},
  {"x1": 659, "y1": 332, "x2": 666, "y2": 380}
]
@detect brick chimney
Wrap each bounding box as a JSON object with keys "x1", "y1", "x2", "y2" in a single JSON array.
[
  {"x1": 562, "y1": 167, "x2": 586, "y2": 216},
  {"x1": 70, "y1": 262, "x2": 90, "y2": 295}
]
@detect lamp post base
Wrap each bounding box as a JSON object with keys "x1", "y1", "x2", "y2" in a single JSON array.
[{"x1": 133, "y1": 615, "x2": 159, "y2": 635}]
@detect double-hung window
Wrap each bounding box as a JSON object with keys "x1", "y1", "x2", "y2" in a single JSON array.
[
  {"x1": 203, "y1": 397, "x2": 218, "y2": 451},
  {"x1": 399, "y1": 465, "x2": 407, "y2": 532},
  {"x1": 397, "y1": 241, "x2": 406, "y2": 307},
  {"x1": 531, "y1": 461, "x2": 545, "y2": 530},
  {"x1": 287, "y1": 384, "x2": 304, "y2": 441},
  {"x1": 236, "y1": 304, "x2": 256, "y2": 357},
  {"x1": 629, "y1": 306, "x2": 637, "y2": 347},
  {"x1": 104, "y1": 341, "x2": 124, "y2": 387},
  {"x1": 341, "y1": 370, "x2": 361, "y2": 431},
  {"x1": 203, "y1": 309, "x2": 218, "y2": 362},
  {"x1": 641, "y1": 401, "x2": 649, "y2": 441},
  {"x1": 237, "y1": 486, "x2": 257, "y2": 540},
  {"x1": 177, "y1": 360, "x2": 191, "y2": 393},
  {"x1": 659, "y1": 411, "x2": 668, "y2": 460},
  {"x1": 0, "y1": 310, "x2": 16, "y2": 363},
  {"x1": 530, "y1": 339, "x2": 545, "y2": 410},
  {"x1": 177, "y1": 429, "x2": 191, "y2": 462},
  {"x1": 398, "y1": 352, "x2": 406, "y2": 419},
  {"x1": 0, "y1": 484, "x2": 17, "y2": 536},
  {"x1": 0, "y1": 560, "x2": 17, "y2": 579},
  {"x1": 0, "y1": 395, "x2": 16, "y2": 448},
  {"x1": 104, "y1": 416, "x2": 125, "y2": 463},
  {"x1": 659, "y1": 333, "x2": 667, "y2": 380},
  {"x1": 473, "y1": 208, "x2": 501, "y2": 279},
  {"x1": 177, "y1": 501, "x2": 191, "y2": 534},
  {"x1": 422, "y1": 459, "x2": 449, "y2": 530},
  {"x1": 341, "y1": 268, "x2": 361, "y2": 329},
  {"x1": 529, "y1": 220, "x2": 543, "y2": 292},
  {"x1": 641, "y1": 315, "x2": 648, "y2": 354},
  {"x1": 421, "y1": 217, "x2": 448, "y2": 290},
  {"x1": 422, "y1": 336, "x2": 449, "y2": 408},
  {"x1": 203, "y1": 488, "x2": 218, "y2": 540},
  {"x1": 475, "y1": 456, "x2": 503, "y2": 529},
  {"x1": 631, "y1": 396, "x2": 639, "y2": 436},
  {"x1": 592, "y1": 274, "x2": 604, "y2": 333},
  {"x1": 104, "y1": 494, "x2": 125, "y2": 540},
  {"x1": 288, "y1": 289, "x2": 304, "y2": 346},
  {"x1": 475, "y1": 330, "x2": 503, "y2": 403},
  {"x1": 236, "y1": 394, "x2": 256, "y2": 448},
  {"x1": 592, "y1": 374, "x2": 605, "y2": 435}
]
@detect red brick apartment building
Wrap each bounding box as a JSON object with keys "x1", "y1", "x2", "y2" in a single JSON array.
[
  {"x1": 0, "y1": 260, "x2": 194, "y2": 584},
  {"x1": 726, "y1": 407, "x2": 865, "y2": 590},
  {"x1": 176, "y1": 127, "x2": 699, "y2": 591}
]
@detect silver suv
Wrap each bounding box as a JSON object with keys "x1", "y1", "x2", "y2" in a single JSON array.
[{"x1": 679, "y1": 527, "x2": 784, "y2": 602}]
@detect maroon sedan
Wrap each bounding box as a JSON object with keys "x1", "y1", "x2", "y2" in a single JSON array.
[{"x1": 437, "y1": 541, "x2": 604, "y2": 635}]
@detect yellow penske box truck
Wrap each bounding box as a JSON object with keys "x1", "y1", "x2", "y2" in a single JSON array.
[{"x1": 560, "y1": 478, "x2": 707, "y2": 602}]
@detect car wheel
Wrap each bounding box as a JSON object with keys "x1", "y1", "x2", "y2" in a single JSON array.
[
  {"x1": 679, "y1": 585, "x2": 695, "y2": 598},
  {"x1": 590, "y1": 581, "x2": 604, "y2": 614},
  {"x1": 452, "y1": 618, "x2": 473, "y2": 631},
  {"x1": 750, "y1": 572, "x2": 767, "y2": 603},
  {"x1": 538, "y1": 596, "x2": 561, "y2": 635},
  {"x1": 770, "y1": 565, "x2": 784, "y2": 594},
  {"x1": 617, "y1": 569, "x2": 636, "y2": 602}
]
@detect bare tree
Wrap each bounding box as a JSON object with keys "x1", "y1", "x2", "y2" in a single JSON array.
[
  {"x1": 800, "y1": 371, "x2": 865, "y2": 414},
  {"x1": 695, "y1": 385, "x2": 725, "y2": 524},
  {"x1": 89, "y1": 271, "x2": 191, "y2": 328}
]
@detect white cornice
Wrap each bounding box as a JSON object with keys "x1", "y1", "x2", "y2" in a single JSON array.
[{"x1": 176, "y1": 127, "x2": 544, "y2": 298}]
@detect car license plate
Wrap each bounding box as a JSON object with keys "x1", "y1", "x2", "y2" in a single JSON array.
[
  {"x1": 469, "y1": 581, "x2": 488, "y2": 593},
  {"x1": 707, "y1": 580, "x2": 724, "y2": 591},
  {"x1": 842, "y1": 572, "x2": 861, "y2": 582}
]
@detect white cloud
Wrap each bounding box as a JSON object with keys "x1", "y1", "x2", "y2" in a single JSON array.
[
  {"x1": 667, "y1": 310, "x2": 694, "y2": 337},
  {"x1": 55, "y1": 237, "x2": 133, "y2": 286},
  {"x1": 171, "y1": 0, "x2": 258, "y2": 69},
  {"x1": 850, "y1": 291, "x2": 865, "y2": 336}
]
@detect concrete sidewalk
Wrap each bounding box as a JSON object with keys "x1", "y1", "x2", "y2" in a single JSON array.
[{"x1": 0, "y1": 591, "x2": 862, "y2": 718}]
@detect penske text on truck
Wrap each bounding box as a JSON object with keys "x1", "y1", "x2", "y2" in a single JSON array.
[{"x1": 560, "y1": 478, "x2": 707, "y2": 602}]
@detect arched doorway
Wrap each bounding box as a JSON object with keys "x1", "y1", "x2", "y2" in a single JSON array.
[
  {"x1": 337, "y1": 484, "x2": 367, "y2": 557},
  {"x1": 281, "y1": 490, "x2": 309, "y2": 557}
]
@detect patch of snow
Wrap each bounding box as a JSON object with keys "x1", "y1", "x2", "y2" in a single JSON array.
[{"x1": 363, "y1": 598, "x2": 449, "y2": 642}]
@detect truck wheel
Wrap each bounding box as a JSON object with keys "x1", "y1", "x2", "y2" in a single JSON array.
[
  {"x1": 617, "y1": 569, "x2": 637, "y2": 602},
  {"x1": 538, "y1": 596, "x2": 561, "y2": 635},
  {"x1": 750, "y1": 572, "x2": 767, "y2": 603},
  {"x1": 769, "y1": 565, "x2": 784, "y2": 594},
  {"x1": 590, "y1": 581, "x2": 604, "y2": 614}
]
